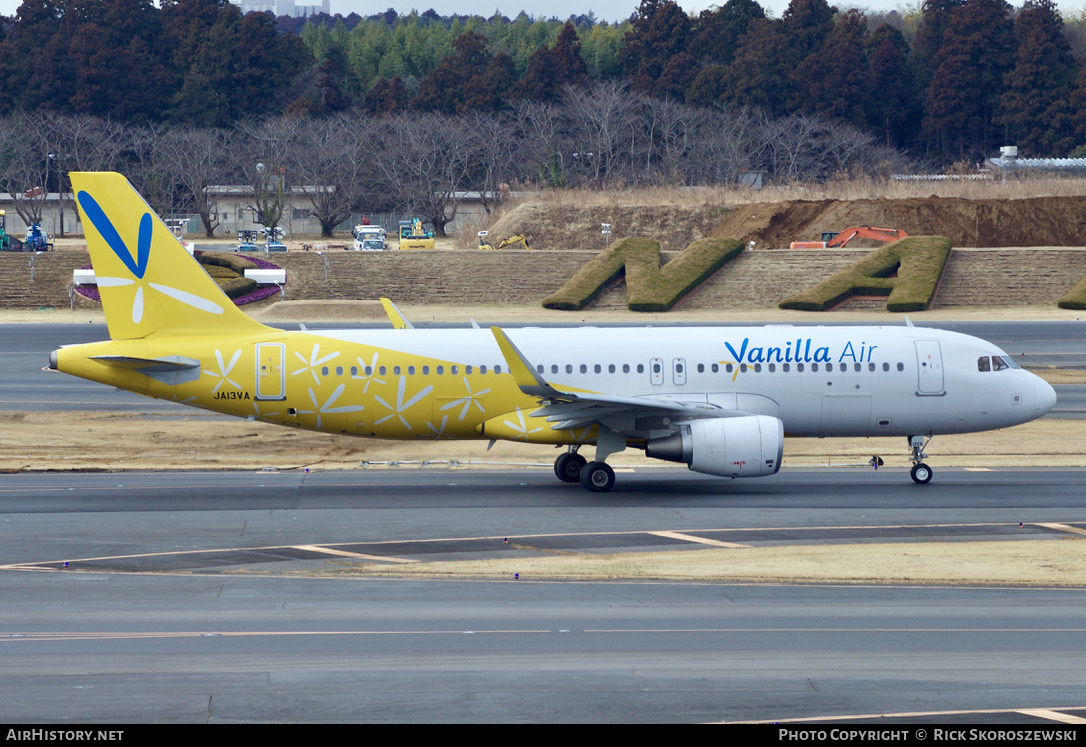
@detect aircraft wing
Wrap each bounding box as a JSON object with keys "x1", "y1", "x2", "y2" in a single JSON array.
[{"x1": 491, "y1": 327, "x2": 733, "y2": 433}]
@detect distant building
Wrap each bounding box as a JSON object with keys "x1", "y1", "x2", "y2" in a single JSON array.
[
  {"x1": 987, "y1": 145, "x2": 1086, "y2": 176},
  {"x1": 233, "y1": 0, "x2": 330, "y2": 17}
]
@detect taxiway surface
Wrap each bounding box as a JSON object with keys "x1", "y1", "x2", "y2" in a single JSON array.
[{"x1": 3, "y1": 468, "x2": 1086, "y2": 723}]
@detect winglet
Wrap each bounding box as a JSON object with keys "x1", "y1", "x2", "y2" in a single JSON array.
[
  {"x1": 490, "y1": 327, "x2": 564, "y2": 398},
  {"x1": 379, "y1": 297, "x2": 415, "y2": 329}
]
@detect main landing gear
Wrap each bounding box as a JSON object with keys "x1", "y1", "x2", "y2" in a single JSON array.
[
  {"x1": 553, "y1": 446, "x2": 617, "y2": 492},
  {"x1": 908, "y1": 435, "x2": 933, "y2": 484}
]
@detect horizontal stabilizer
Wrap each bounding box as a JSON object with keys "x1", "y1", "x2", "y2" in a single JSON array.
[{"x1": 91, "y1": 354, "x2": 201, "y2": 385}]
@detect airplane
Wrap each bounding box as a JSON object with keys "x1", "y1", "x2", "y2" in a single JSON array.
[{"x1": 49, "y1": 172, "x2": 1058, "y2": 491}]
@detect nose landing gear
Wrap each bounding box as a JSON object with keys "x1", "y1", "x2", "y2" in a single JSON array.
[{"x1": 908, "y1": 435, "x2": 933, "y2": 484}]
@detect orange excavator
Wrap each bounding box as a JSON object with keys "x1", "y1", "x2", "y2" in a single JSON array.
[{"x1": 790, "y1": 226, "x2": 908, "y2": 249}]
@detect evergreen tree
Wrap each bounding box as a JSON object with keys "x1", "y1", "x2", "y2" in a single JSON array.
[
  {"x1": 1000, "y1": 0, "x2": 1076, "y2": 155},
  {"x1": 517, "y1": 21, "x2": 588, "y2": 101},
  {"x1": 866, "y1": 23, "x2": 918, "y2": 148},
  {"x1": 415, "y1": 31, "x2": 503, "y2": 113},
  {"x1": 792, "y1": 8, "x2": 868, "y2": 122},
  {"x1": 618, "y1": 0, "x2": 692, "y2": 96},
  {"x1": 922, "y1": 0, "x2": 1014, "y2": 161},
  {"x1": 688, "y1": 0, "x2": 765, "y2": 68},
  {"x1": 912, "y1": 0, "x2": 965, "y2": 103}
]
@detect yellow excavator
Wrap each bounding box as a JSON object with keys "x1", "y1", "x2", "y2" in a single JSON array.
[
  {"x1": 398, "y1": 219, "x2": 435, "y2": 250},
  {"x1": 477, "y1": 231, "x2": 533, "y2": 251}
]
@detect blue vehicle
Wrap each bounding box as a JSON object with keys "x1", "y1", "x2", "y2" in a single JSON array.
[{"x1": 24, "y1": 223, "x2": 53, "y2": 251}]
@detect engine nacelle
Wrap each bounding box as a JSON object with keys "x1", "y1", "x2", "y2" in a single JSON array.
[{"x1": 645, "y1": 415, "x2": 784, "y2": 478}]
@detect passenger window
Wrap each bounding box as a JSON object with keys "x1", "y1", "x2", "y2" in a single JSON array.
[
  {"x1": 797, "y1": 363, "x2": 804, "y2": 372},
  {"x1": 480, "y1": 365, "x2": 487, "y2": 374},
  {"x1": 825, "y1": 363, "x2": 832, "y2": 372},
  {"x1": 783, "y1": 363, "x2": 790, "y2": 372},
  {"x1": 422, "y1": 366, "x2": 429, "y2": 375},
  {"x1": 811, "y1": 363, "x2": 819, "y2": 372},
  {"x1": 321, "y1": 366, "x2": 329, "y2": 376},
  {"x1": 637, "y1": 364, "x2": 644, "y2": 374},
  {"x1": 393, "y1": 366, "x2": 401, "y2": 375},
  {"x1": 978, "y1": 356, "x2": 991, "y2": 372},
  {"x1": 768, "y1": 363, "x2": 776, "y2": 372},
  {"x1": 652, "y1": 362, "x2": 661, "y2": 374},
  {"x1": 495, "y1": 365, "x2": 502, "y2": 374},
  {"x1": 336, "y1": 366, "x2": 343, "y2": 376},
  {"x1": 408, "y1": 366, "x2": 415, "y2": 375},
  {"x1": 608, "y1": 364, "x2": 615, "y2": 373},
  {"x1": 897, "y1": 362, "x2": 904, "y2": 371},
  {"x1": 580, "y1": 364, "x2": 587, "y2": 374},
  {"x1": 711, "y1": 363, "x2": 718, "y2": 373},
  {"x1": 437, "y1": 366, "x2": 444, "y2": 375},
  {"x1": 552, "y1": 365, "x2": 558, "y2": 374},
  {"x1": 465, "y1": 365, "x2": 473, "y2": 374},
  {"x1": 594, "y1": 364, "x2": 601, "y2": 373},
  {"x1": 451, "y1": 365, "x2": 458, "y2": 374},
  {"x1": 623, "y1": 364, "x2": 630, "y2": 373},
  {"x1": 882, "y1": 363, "x2": 889, "y2": 372},
  {"x1": 537, "y1": 365, "x2": 544, "y2": 373},
  {"x1": 566, "y1": 364, "x2": 573, "y2": 374}
]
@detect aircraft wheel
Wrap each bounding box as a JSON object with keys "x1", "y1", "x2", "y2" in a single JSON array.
[
  {"x1": 554, "y1": 452, "x2": 587, "y2": 483},
  {"x1": 580, "y1": 461, "x2": 615, "y2": 492},
  {"x1": 910, "y1": 463, "x2": 933, "y2": 484}
]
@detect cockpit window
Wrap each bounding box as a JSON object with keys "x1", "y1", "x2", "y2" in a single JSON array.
[{"x1": 980, "y1": 355, "x2": 1020, "y2": 371}]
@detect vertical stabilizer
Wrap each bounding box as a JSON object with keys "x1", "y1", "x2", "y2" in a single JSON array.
[{"x1": 72, "y1": 171, "x2": 268, "y2": 340}]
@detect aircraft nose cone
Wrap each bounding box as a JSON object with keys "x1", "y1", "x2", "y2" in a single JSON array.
[{"x1": 1036, "y1": 376, "x2": 1057, "y2": 415}]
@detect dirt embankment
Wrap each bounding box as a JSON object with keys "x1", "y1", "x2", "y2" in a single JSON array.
[{"x1": 487, "y1": 196, "x2": 1086, "y2": 251}]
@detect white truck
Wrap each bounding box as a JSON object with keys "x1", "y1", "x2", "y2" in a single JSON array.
[{"x1": 352, "y1": 225, "x2": 387, "y2": 251}]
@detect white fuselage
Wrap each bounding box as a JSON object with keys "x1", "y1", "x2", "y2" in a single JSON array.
[{"x1": 311, "y1": 324, "x2": 1055, "y2": 440}]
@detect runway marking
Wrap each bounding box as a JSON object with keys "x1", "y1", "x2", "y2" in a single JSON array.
[
  {"x1": 7, "y1": 628, "x2": 1086, "y2": 644},
  {"x1": 1035, "y1": 522, "x2": 1086, "y2": 536},
  {"x1": 293, "y1": 544, "x2": 417, "y2": 563},
  {"x1": 584, "y1": 627, "x2": 1086, "y2": 633},
  {"x1": 649, "y1": 531, "x2": 749, "y2": 548},
  {"x1": 4, "y1": 521, "x2": 1081, "y2": 574},
  {"x1": 0, "y1": 629, "x2": 550, "y2": 643},
  {"x1": 1017, "y1": 708, "x2": 1086, "y2": 724},
  {"x1": 721, "y1": 705, "x2": 1086, "y2": 724}
]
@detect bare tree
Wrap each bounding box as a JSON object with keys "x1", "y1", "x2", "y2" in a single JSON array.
[
  {"x1": 0, "y1": 114, "x2": 51, "y2": 230},
  {"x1": 371, "y1": 113, "x2": 476, "y2": 237},
  {"x1": 158, "y1": 127, "x2": 235, "y2": 238},
  {"x1": 463, "y1": 110, "x2": 520, "y2": 214},
  {"x1": 508, "y1": 99, "x2": 571, "y2": 188},
  {"x1": 563, "y1": 82, "x2": 637, "y2": 187},
  {"x1": 285, "y1": 114, "x2": 374, "y2": 237},
  {"x1": 233, "y1": 117, "x2": 305, "y2": 232}
]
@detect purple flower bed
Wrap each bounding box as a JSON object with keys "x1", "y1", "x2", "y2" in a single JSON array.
[{"x1": 75, "y1": 251, "x2": 284, "y2": 307}]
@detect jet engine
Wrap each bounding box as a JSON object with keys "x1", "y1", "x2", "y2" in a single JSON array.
[{"x1": 645, "y1": 415, "x2": 784, "y2": 478}]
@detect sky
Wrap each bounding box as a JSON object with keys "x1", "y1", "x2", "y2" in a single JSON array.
[{"x1": 1, "y1": 0, "x2": 1085, "y2": 25}]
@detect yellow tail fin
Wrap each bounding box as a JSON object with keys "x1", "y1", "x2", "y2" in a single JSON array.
[{"x1": 72, "y1": 171, "x2": 268, "y2": 340}]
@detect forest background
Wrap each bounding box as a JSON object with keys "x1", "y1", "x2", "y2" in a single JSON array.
[{"x1": 3, "y1": 0, "x2": 1086, "y2": 237}]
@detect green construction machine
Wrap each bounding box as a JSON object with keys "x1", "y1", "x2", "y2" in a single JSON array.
[{"x1": 0, "y1": 211, "x2": 25, "y2": 251}]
